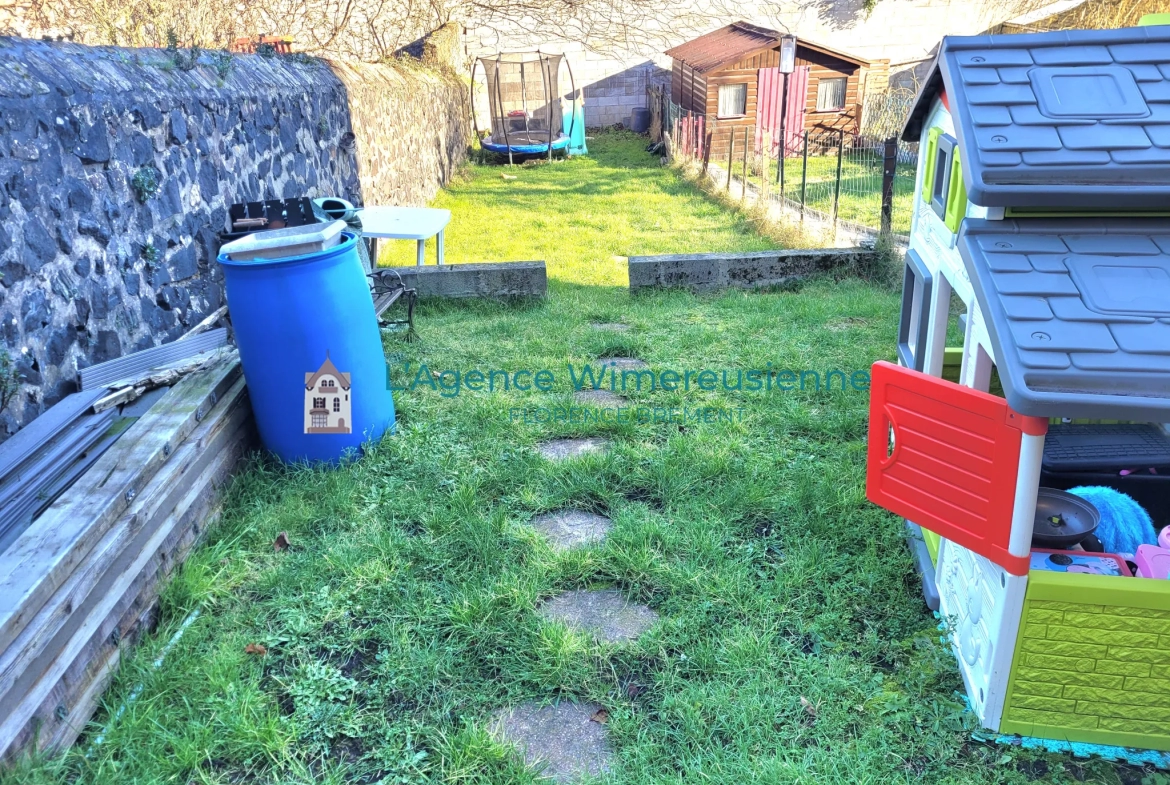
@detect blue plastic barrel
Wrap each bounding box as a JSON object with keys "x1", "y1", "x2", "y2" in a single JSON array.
[{"x1": 217, "y1": 232, "x2": 394, "y2": 463}]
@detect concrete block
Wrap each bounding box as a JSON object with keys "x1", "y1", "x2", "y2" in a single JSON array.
[
  {"x1": 627, "y1": 249, "x2": 873, "y2": 293},
  {"x1": 384, "y1": 262, "x2": 546, "y2": 299}
]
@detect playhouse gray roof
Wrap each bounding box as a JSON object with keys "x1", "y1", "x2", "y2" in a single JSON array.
[
  {"x1": 959, "y1": 218, "x2": 1170, "y2": 421},
  {"x1": 903, "y1": 26, "x2": 1170, "y2": 208}
]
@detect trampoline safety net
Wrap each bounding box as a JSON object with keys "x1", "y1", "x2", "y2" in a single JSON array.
[{"x1": 479, "y1": 53, "x2": 566, "y2": 150}]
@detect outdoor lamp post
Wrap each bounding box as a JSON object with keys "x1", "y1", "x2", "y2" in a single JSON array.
[{"x1": 777, "y1": 34, "x2": 797, "y2": 196}]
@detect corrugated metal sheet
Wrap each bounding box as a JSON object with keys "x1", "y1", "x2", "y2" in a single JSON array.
[
  {"x1": 0, "y1": 388, "x2": 108, "y2": 481},
  {"x1": 79, "y1": 328, "x2": 228, "y2": 390},
  {"x1": 666, "y1": 23, "x2": 873, "y2": 75},
  {"x1": 665, "y1": 22, "x2": 783, "y2": 74},
  {"x1": 0, "y1": 407, "x2": 119, "y2": 554}
]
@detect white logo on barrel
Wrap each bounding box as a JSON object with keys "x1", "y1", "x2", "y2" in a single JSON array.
[{"x1": 304, "y1": 354, "x2": 352, "y2": 434}]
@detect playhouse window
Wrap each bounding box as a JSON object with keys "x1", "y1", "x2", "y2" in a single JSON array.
[
  {"x1": 922, "y1": 134, "x2": 964, "y2": 231},
  {"x1": 930, "y1": 134, "x2": 955, "y2": 219},
  {"x1": 898, "y1": 250, "x2": 933, "y2": 372},
  {"x1": 333, "y1": 397, "x2": 340, "y2": 412},
  {"x1": 717, "y1": 84, "x2": 747, "y2": 118},
  {"x1": 816, "y1": 77, "x2": 847, "y2": 111}
]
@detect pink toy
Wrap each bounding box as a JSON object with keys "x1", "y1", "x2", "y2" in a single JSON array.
[
  {"x1": 1135, "y1": 545, "x2": 1170, "y2": 580},
  {"x1": 1158, "y1": 527, "x2": 1170, "y2": 549}
]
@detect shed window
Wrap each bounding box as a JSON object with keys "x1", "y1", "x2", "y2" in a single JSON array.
[
  {"x1": 816, "y1": 77, "x2": 847, "y2": 111},
  {"x1": 717, "y1": 84, "x2": 747, "y2": 118}
]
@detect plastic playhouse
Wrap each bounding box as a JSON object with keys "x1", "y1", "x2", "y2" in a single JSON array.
[{"x1": 867, "y1": 24, "x2": 1170, "y2": 755}]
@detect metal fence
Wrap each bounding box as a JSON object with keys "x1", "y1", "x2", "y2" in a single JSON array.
[{"x1": 657, "y1": 91, "x2": 918, "y2": 240}]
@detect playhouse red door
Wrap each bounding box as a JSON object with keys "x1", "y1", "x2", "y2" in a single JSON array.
[
  {"x1": 756, "y1": 66, "x2": 808, "y2": 157},
  {"x1": 866, "y1": 362, "x2": 1047, "y2": 576}
]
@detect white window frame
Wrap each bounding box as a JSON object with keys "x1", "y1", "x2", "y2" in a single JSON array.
[{"x1": 717, "y1": 83, "x2": 747, "y2": 118}]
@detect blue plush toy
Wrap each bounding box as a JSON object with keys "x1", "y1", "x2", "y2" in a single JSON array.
[{"x1": 1068, "y1": 486, "x2": 1157, "y2": 555}]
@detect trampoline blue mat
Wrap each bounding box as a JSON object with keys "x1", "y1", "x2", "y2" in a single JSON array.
[{"x1": 482, "y1": 136, "x2": 571, "y2": 154}]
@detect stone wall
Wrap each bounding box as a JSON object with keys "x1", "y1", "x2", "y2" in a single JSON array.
[{"x1": 0, "y1": 37, "x2": 469, "y2": 438}]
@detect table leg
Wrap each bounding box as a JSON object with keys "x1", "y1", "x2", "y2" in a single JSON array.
[
  {"x1": 437, "y1": 230, "x2": 444, "y2": 265},
  {"x1": 368, "y1": 238, "x2": 378, "y2": 271},
  {"x1": 416, "y1": 239, "x2": 424, "y2": 266}
]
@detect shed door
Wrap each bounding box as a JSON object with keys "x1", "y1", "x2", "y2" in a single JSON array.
[
  {"x1": 756, "y1": 66, "x2": 809, "y2": 157},
  {"x1": 866, "y1": 361, "x2": 1047, "y2": 576}
]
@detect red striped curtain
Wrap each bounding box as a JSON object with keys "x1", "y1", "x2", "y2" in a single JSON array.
[{"x1": 755, "y1": 65, "x2": 809, "y2": 157}]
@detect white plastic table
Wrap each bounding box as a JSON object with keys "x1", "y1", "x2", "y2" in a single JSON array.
[{"x1": 356, "y1": 207, "x2": 451, "y2": 266}]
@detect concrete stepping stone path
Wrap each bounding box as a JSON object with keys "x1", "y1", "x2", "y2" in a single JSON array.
[
  {"x1": 490, "y1": 701, "x2": 614, "y2": 783},
  {"x1": 596, "y1": 357, "x2": 649, "y2": 372},
  {"x1": 536, "y1": 437, "x2": 608, "y2": 461},
  {"x1": 572, "y1": 388, "x2": 625, "y2": 407},
  {"x1": 538, "y1": 589, "x2": 659, "y2": 644},
  {"x1": 529, "y1": 510, "x2": 612, "y2": 550}
]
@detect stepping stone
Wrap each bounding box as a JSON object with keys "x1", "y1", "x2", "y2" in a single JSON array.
[
  {"x1": 537, "y1": 437, "x2": 608, "y2": 461},
  {"x1": 573, "y1": 389, "x2": 624, "y2": 407},
  {"x1": 490, "y1": 701, "x2": 614, "y2": 783},
  {"x1": 590, "y1": 322, "x2": 630, "y2": 332},
  {"x1": 597, "y1": 357, "x2": 649, "y2": 371},
  {"x1": 537, "y1": 589, "x2": 659, "y2": 643},
  {"x1": 529, "y1": 510, "x2": 612, "y2": 550}
]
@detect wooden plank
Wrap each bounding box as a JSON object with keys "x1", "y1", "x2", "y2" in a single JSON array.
[
  {"x1": 0, "y1": 357, "x2": 241, "y2": 656},
  {"x1": 27, "y1": 421, "x2": 252, "y2": 756},
  {"x1": 7, "y1": 418, "x2": 251, "y2": 758},
  {"x1": 176, "y1": 306, "x2": 227, "y2": 342},
  {"x1": 79, "y1": 329, "x2": 227, "y2": 390},
  {"x1": 0, "y1": 385, "x2": 253, "y2": 757},
  {"x1": 0, "y1": 379, "x2": 249, "y2": 711},
  {"x1": 93, "y1": 349, "x2": 239, "y2": 413}
]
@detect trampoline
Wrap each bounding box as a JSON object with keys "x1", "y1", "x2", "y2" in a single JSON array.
[{"x1": 473, "y1": 52, "x2": 581, "y2": 163}]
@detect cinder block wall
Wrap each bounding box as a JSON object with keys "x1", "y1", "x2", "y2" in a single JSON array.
[{"x1": 465, "y1": 0, "x2": 1003, "y2": 128}]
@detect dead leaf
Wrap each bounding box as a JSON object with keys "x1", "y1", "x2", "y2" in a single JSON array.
[
  {"x1": 273, "y1": 532, "x2": 290, "y2": 551},
  {"x1": 626, "y1": 683, "x2": 646, "y2": 700},
  {"x1": 800, "y1": 696, "x2": 817, "y2": 719},
  {"x1": 501, "y1": 173, "x2": 517, "y2": 180},
  {"x1": 244, "y1": 643, "x2": 267, "y2": 656},
  {"x1": 590, "y1": 708, "x2": 609, "y2": 724}
]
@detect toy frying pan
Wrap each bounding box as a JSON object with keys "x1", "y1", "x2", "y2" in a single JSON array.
[{"x1": 1031, "y1": 488, "x2": 1100, "y2": 549}]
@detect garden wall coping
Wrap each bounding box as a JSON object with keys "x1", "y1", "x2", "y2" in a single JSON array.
[{"x1": 627, "y1": 248, "x2": 873, "y2": 292}]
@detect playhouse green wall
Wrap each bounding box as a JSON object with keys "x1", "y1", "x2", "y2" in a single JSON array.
[{"x1": 1000, "y1": 571, "x2": 1170, "y2": 751}]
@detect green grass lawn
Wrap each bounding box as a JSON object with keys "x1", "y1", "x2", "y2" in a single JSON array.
[
  {"x1": 740, "y1": 152, "x2": 917, "y2": 236},
  {"x1": 376, "y1": 134, "x2": 783, "y2": 283},
  {"x1": 4, "y1": 133, "x2": 1153, "y2": 785}
]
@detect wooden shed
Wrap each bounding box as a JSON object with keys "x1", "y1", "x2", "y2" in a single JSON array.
[{"x1": 666, "y1": 22, "x2": 886, "y2": 159}]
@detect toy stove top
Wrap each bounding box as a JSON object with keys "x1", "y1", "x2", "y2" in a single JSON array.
[{"x1": 959, "y1": 218, "x2": 1170, "y2": 421}]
